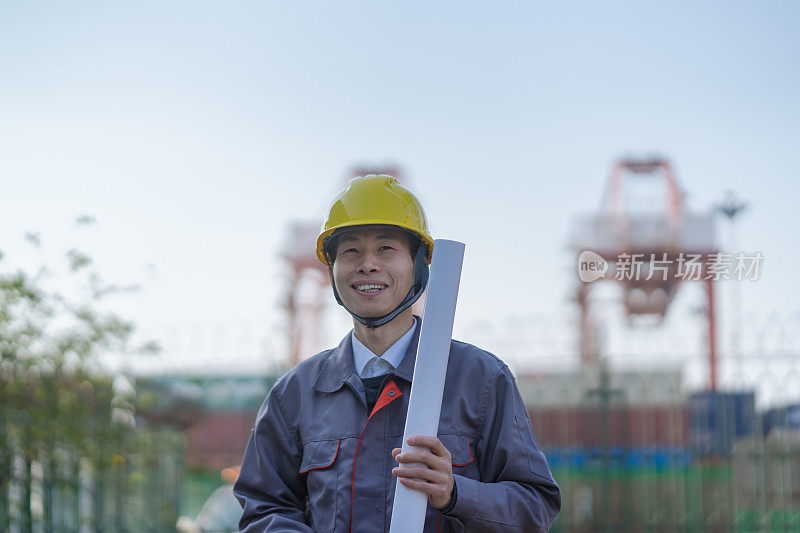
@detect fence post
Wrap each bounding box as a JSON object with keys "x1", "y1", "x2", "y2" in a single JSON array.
[{"x1": 0, "y1": 411, "x2": 9, "y2": 532}]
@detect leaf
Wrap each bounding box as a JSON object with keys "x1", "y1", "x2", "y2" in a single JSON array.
[
  {"x1": 66, "y1": 249, "x2": 92, "y2": 272},
  {"x1": 24, "y1": 232, "x2": 41, "y2": 248}
]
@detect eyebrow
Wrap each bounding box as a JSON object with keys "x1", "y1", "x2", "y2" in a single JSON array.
[{"x1": 338, "y1": 233, "x2": 398, "y2": 244}]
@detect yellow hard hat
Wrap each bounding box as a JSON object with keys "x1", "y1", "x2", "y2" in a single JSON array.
[{"x1": 316, "y1": 175, "x2": 434, "y2": 265}]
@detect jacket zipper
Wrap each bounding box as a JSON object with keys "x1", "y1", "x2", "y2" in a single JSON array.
[{"x1": 350, "y1": 376, "x2": 403, "y2": 533}]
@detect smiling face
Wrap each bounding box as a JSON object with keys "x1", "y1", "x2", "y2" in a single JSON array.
[{"x1": 331, "y1": 227, "x2": 415, "y2": 319}]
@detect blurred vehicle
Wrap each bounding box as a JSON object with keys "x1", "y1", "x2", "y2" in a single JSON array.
[
  {"x1": 762, "y1": 403, "x2": 800, "y2": 437},
  {"x1": 177, "y1": 467, "x2": 241, "y2": 533}
]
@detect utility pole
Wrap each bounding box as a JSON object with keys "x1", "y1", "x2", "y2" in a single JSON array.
[
  {"x1": 715, "y1": 190, "x2": 747, "y2": 384},
  {"x1": 585, "y1": 360, "x2": 625, "y2": 532}
]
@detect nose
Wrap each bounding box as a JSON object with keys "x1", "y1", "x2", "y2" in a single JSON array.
[{"x1": 357, "y1": 249, "x2": 380, "y2": 274}]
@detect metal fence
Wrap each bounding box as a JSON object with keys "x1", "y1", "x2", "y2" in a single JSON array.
[
  {"x1": 518, "y1": 364, "x2": 800, "y2": 532},
  {"x1": 106, "y1": 311, "x2": 800, "y2": 531},
  {"x1": 0, "y1": 421, "x2": 183, "y2": 533}
]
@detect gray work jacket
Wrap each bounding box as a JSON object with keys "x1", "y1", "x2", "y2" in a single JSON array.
[{"x1": 234, "y1": 319, "x2": 560, "y2": 532}]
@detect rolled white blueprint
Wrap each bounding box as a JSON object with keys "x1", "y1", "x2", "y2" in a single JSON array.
[{"x1": 389, "y1": 239, "x2": 465, "y2": 533}]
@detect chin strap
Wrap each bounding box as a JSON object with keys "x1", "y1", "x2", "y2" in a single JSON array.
[{"x1": 328, "y1": 243, "x2": 429, "y2": 329}]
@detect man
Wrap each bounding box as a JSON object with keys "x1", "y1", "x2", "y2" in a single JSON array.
[{"x1": 234, "y1": 175, "x2": 560, "y2": 532}]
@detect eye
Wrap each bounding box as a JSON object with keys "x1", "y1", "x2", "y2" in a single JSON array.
[
  {"x1": 338, "y1": 247, "x2": 358, "y2": 257},
  {"x1": 379, "y1": 245, "x2": 395, "y2": 251}
]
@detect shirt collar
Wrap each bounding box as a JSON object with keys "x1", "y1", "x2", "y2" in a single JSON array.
[
  {"x1": 313, "y1": 315, "x2": 421, "y2": 393},
  {"x1": 351, "y1": 316, "x2": 418, "y2": 377}
]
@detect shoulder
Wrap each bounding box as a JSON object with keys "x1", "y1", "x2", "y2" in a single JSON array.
[
  {"x1": 448, "y1": 338, "x2": 510, "y2": 380},
  {"x1": 440, "y1": 339, "x2": 518, "y2": 433},
  {"x1": 269, "y1": 348, "x2": 336, "y2": 401}
]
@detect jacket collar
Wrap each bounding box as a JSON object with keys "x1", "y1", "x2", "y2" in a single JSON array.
[{"x1": 313, "y1": 315, "x2": 421, "y2": 393}]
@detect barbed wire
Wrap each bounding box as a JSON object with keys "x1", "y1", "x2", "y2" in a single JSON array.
[{"x1": 117, "y1": 310, "x2": 799, "y2": 396}]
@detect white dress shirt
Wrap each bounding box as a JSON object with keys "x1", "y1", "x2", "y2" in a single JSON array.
[{"x1": 351, "y1": 316, "x2": 418, "y2": 378}]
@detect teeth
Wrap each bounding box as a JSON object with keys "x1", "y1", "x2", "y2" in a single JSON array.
[{"x1": 355, "y1": 284, "x2": 386, "y2": 292}]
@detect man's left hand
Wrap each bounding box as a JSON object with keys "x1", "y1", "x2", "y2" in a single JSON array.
[{"x1": 391, "y1": 435, "x2": 454, "y2": 509}]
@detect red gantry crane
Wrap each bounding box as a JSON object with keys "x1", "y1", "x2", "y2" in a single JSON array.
[{"x1": 571, "y1": 157, "x2": 721, "y2": 389}]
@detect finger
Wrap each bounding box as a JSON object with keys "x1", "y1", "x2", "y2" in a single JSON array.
[
  {"x1": 392, "y1": 466, "x2": 443, "y2": 483},
  {"x1": 391, "y1": 448, "x2": 401, "y2": 459},
  {"x1": 397, "y1": 477, "x2": 437, "y2": 497},
  {"x1": 407, "y1": 435, "x2": 449, "y2": 458},
  {"x1": 395, "y1": 450, "x2": 449, "y2": 471},
  {"x1": 395, "y1": 451, "x2": 437, "y2": 467}
]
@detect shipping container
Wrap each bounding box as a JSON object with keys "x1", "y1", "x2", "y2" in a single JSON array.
[
  {"x1": 530, "y1": 405, "x2": 688, "y2": 448},
  {"x1": 544, "y1": 446, "x2": 692, "y2": 469},
  {"x1": 688, "y1": 390, "x2": 756, "y2": 456}
]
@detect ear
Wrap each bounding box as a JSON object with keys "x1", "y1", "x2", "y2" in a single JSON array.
[
  {"x1": 324, "y1": 234, "x2": 339, "y2": 265},
  {"x1": 407, "y1": 233, "x2": 421, "y2": 260}
]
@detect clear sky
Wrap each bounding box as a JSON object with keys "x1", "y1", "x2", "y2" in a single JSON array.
[{"x1": 1, "y1": 1, "x2": 798, "y2": 389}]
